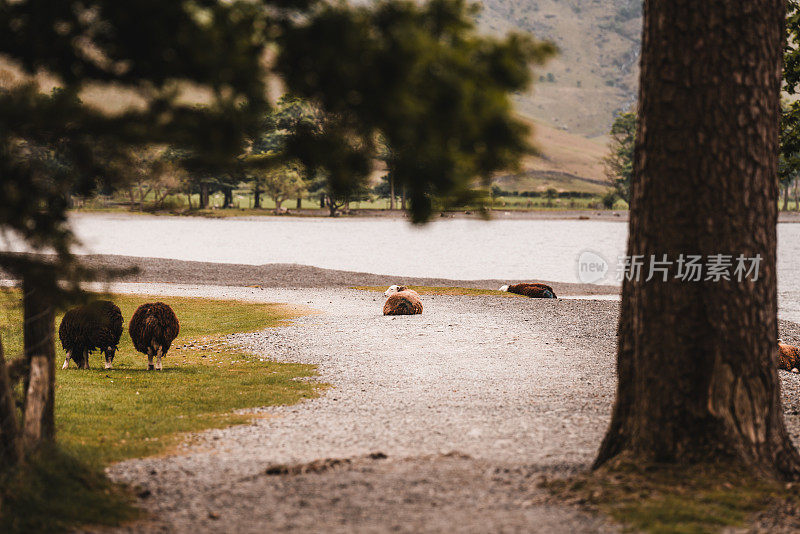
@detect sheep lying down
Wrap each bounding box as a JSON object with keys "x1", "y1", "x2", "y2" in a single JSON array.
[
  {"x1": 499, "y1": 283, "x2": 557, "y2": 299},
  {"x1": 779, "y1": 342, "x2": 800, "y2": 373},
  {"x1": 383, "y1": 285, "x2": 423, "y2": 316},
  {"x1": 59, "y1": 300, "x2": 123, "y2": 370}
]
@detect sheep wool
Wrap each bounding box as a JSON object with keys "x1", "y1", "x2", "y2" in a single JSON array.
[
  {"x1": 383, "y1": 288, "x2": 423, "y2": 316},
  {"x1": 502, "y1": 283, "x2": 557, "y2": 299},
  {"x1": 779, "y1": 343, "x2": 800, "y2": 372},
  {"x1": 59, "y1": 300, "x2": 123, "y2": 369},
  {"x1": 129, "y1": 302, "x2": 180, "y2": 370}
]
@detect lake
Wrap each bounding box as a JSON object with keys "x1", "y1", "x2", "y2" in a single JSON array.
[{"x1": 4, "y1": 213, "x2": 800, "y2": 321}]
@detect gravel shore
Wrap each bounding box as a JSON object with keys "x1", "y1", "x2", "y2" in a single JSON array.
[
  {"x1": 71, "y1": 280, "x2": 800, "y2": 534},
  {"x1": 64, "y1": 254, "x2": 621, "y2": 297}
]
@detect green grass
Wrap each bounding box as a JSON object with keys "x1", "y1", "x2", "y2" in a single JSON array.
[
  {"x1": 0, "y1": 290, "x2": 320, "y2": 532},
  {"x1": 351, "y1": 285, "x2": 524, "y2": 297},
  {"x1": 0, "y1": 291, "x2": 318, "y2": 463},
  {"x1": 0, "y1": 447, "x2": 140, "y2": 534},
  {"x1": 544, "y1": 459, "x2": 799, "y2": 533}
]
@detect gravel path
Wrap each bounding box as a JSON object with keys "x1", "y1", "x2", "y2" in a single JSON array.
[{"x1": 82, "y1": 283, "x2": 800, "y2": 533}]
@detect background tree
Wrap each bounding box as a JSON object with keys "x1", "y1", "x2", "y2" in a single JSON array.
[
  {"x1": 257, "y1": 164, "x2": 306, "y2": 212},
  {"x1": 276, "y1": 0, "x2": 554, "y2": 223},
  {"x1": 594, "y1": 0, "x2": 800, "y2": 479},
  {"x1": 603, "y1": 110, "x2": 636, "y2": 202}
]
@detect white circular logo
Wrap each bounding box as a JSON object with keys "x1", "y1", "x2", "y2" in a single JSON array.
[{"x1": 576, "y1": 250, "x2": 609, "y2": 284}]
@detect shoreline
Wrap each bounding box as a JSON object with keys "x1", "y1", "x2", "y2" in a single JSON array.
[
  {"x1": 67, "y1": 208, "x2": 800, "y2": 223},
  {"x1": 60, "y1": 254, "x2": 622, "y2": 297}
]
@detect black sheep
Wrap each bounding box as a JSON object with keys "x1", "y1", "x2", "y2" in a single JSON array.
[
  {"x1": 129, "y1": 302, "x2": 180, "y2": 370},
  {"x1": 59, "y1": 300, "x2": 123, "y2": 370}
]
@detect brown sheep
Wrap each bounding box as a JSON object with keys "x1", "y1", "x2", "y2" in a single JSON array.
[
  {"x1": 500, "y1": 283, "x2": 557, "y2": 299},
  {"x1": 129, "y1": 302, "x2": 180, "y2": 370},
  {"x1": 59, "y1": 300, "x2": 123, "y2": 369},
  {"x1": 779, "y1": 342, "x2": 800, "y2": 372},
  {"x1": 383, "y1": 285, "x2": 423, "y2": 316}
]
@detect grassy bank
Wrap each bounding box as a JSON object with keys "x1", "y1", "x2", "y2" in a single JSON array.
[
  {"x1": 0, "y1": 291, "x2": 319, "y2": 531},
  {"x1": 351, "y1": 285, "x2": 523, "y2": 297}
]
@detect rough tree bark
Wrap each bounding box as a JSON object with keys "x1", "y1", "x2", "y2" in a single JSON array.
[
  {"x1": 594, "y1": 0, "x2": 800, "y2": 479},
  {"x1": 0, "y1": 333, "x2": 22, "y2": 471},
  {"x1": 22, "y1": 355, "x2": 50, "y2": 451},
  {"x1": 22, "y1": 278, "x2": 56, "y2": 444}
]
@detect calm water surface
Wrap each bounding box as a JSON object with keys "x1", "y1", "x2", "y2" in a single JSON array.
[{"x1": 4, "y1": 213, "x2": 800, "y2": 321}]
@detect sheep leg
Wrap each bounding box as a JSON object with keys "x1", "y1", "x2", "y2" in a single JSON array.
[
  {"x1": 82, "y1": 349, "x2": 90, "y2": 369},
  {"x1": 156, "y1": 346, "x2": 163, "y2": 371},
  {"x1": 104, "y1": 351, "x2": 113, "y2": 370},
  {"x1": 61, "y1": 351, "x2": 72, "y2": 370},
  {"x1": 147, "y1": 350, "x2": 154, "y2": 371}
]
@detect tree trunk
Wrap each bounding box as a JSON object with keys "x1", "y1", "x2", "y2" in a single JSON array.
[
  {"x1": 22, "y1": 355, "x2": 50, "y2": 451},
  {"x1": 296, "y1": 197, "x2": 302, "y2": 209},
  {"x1": 222, "y1": 187, "x2": 233, "y2": 208},
  {"x1": 199, "y1": 183, "x2": 209, "y2": 209},
  {"x1": 783, "y1": 185, "x2": 790, "y2": 211},
  {"x1": 594, "y1": 0, "x2": 800, "y2": 479},
  {"x1": 401, "y1": 186, "x2": 406, "y2": 211},
  {"x1": 794, "y1": 180, "x2": 799, "y2": 211},
  {"x1": 253, "y1": 183, "x2": 262, "y2": 209},
  {"x1": 0, "y1": 333, "x2": 22, "y2": 472},
  {"x1": 390, "y1": 174, "x2": 396, "y2": 210},
  {"x1": 275, "y1": 197, "x2": 283, "y2": 211},
  {"x1": 22, "y1": 278, "x2": 55, "y2": 445}
]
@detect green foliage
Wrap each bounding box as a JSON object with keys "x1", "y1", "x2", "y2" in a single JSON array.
[
  {"x1": 786, "y1": 0, "x2": 800, "y2": 95},
  {"x1": 603, "y1": 110, "x2": 636, "y2": 201},
  {"x1": 601, "y1": 190, "x2": 618, "y2": 209},
  {"x1": 276, "y1": 0, "x2": 555, "y2": 222},
  {"x1": 0, "y1": 0, "x2": 272, "y2": 288},
  {"x1": 780, "y1": 101, "x2": 800, "y2": 189},
  {"x1": 782, "y1": 2, "x2": 800, "y2": 193}
]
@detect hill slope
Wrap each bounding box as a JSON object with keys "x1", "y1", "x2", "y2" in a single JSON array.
[{"x1": 478, "y1": 0, "x2": 641, "y2": 137}]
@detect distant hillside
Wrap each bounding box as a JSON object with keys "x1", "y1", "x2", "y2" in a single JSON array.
[
  {"x1": 477, "y1": 0, "x2": 641, "y2": 137},
  {"x1": 496, "y1": 118, "x2": 609, "y2": 194}
]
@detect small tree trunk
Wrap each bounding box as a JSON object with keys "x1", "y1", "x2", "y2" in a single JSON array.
[
  {"x1": 0, "y1": 333, "x2": 22, "y2": 472},
  {"x1": 223, "y1": 188, "x2": 233, "y2": 209},
  {"x1": 783, "y1": 186, "x2": 790, "y2": 211},
  {"x1": 320, "y1": 194, "x2": 326, "y2": 208},
  {"x1": 296, "y1": 197, "x2": 302, "y2": 209},
  {"x1": 22, "y1": 355, "x2": 50, "y2": 451},
  {"x1": 401, "y1": 186, "x2": 407, "y2": 211},
  {"x1": 22, "y1": 279, "x2": 55, "y2": 445},
  {"x1": 253, "y1": 184, "x2": 262, "y2": 209},
  {"x1": 390, "y1": 174, "x2": 396, "y2": 210},
  {"x1": 185, "y1": 192, "x2": 193, "y2": 209},
  {"x1": 275, "y1": 197, "x2": 283, "y2": 211},
  {"x1": 199, "y1": 183, "x2": 209, "y2": 208}
]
